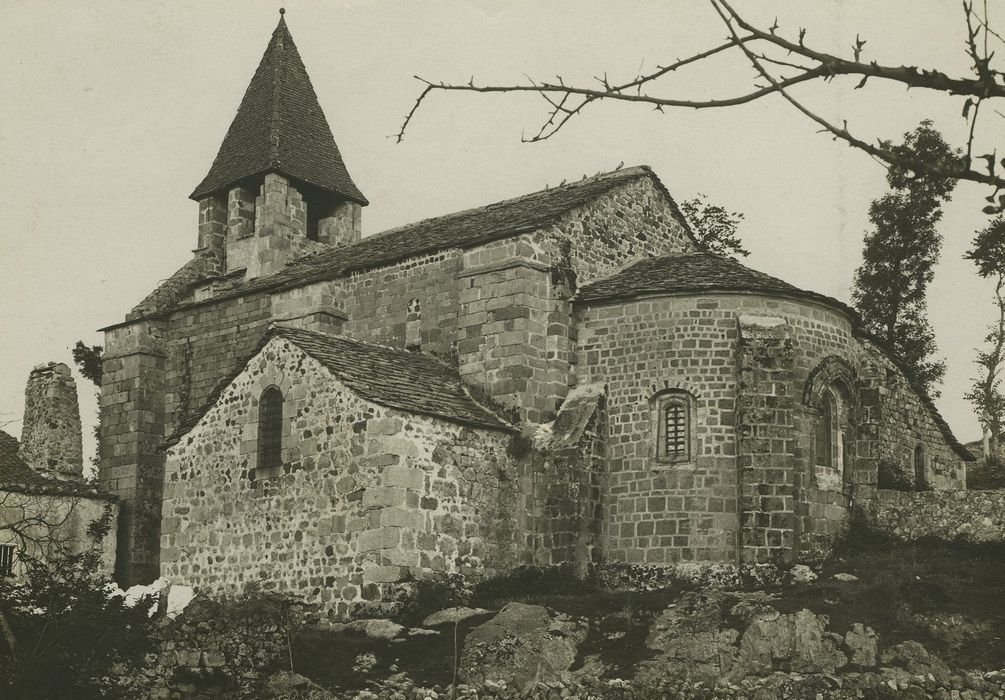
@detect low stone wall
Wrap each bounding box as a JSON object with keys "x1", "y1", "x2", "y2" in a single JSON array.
[
  {"x1": 867, "y1": 489, "x2": 1005, "y2": 541},
  {"x1": 116, "y1": 596, "x2": 291, "y2": 700}
]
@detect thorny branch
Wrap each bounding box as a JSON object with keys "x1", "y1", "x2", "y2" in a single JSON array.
[{"x1": 397, "y1": 0, "x2": 1005, "y2": 212}]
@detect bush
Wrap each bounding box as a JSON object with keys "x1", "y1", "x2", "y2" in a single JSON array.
[
  {"x1": 0, "y1": 551, "x2": 156, "y2": 699},
  {"x1": 878, "y1": 458, "x2": 914, "y2": 490}
]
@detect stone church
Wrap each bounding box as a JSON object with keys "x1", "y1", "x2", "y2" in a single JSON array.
[{"x1": 97, "y1": 13, "x2": 971, "y2": 618}]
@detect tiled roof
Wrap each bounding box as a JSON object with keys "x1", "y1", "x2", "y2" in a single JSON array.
[
  {"x1": 0, "y1": 430, "x2": 111, "y2": 498},
  {"x1": 0, "y1": 430, "x2": 42, "y2": 486},
  {"x1": 577, "y1": 251, "x2": 855, "y2": 317},
  {"x1": 166, "y1": 325, "x2": 514, "y2": 448},
  {"x1": 117, "y1": 166, "x2": 686, "y2": 326},
  {"x1": 190, "y1": 15, "x2": 366, "y2": 204}
]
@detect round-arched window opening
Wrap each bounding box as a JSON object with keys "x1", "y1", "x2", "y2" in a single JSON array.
[
  {"x1": 258, "y1": 386, "x2": 284, "y2": 473},
  {"x1": 814, "y1": 390, "x2": 837, "y2": 469}
]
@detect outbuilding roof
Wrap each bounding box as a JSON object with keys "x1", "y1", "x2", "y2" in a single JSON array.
[
  {"x1": 189, "y1": 13, "x2": 366, "y2": 204},
  {"x1": 166, "y1": 326, "x2": 514, "y2": 448},
  {"x1": 0, "y1": 430, "x2": 112, "y2": 498}
]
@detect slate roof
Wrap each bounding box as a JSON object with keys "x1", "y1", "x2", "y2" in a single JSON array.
[
  {"x1": 116, "y1": 166, "x2": 686, "y2": 325},
  {"x1": 577, "y1": 251, "x2": 855, "y2": 317},
  {"x1": 166, "y1": 325, "x2": 514, "y2": 448},
  {"x1": 190, "y1": 14, "x2": 366, "y2": 204},
  {"x1": 0, "y1": 430, "x2": 111, "y2": 498}
]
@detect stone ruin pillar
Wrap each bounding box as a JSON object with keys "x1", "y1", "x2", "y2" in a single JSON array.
[{"x1": 19, "y1": 361, "x2": 84, "y2": 481}]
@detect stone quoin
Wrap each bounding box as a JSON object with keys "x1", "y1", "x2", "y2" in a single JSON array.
[{"x1": 95, "y1": 11, "x2": 973, "y2": 618}]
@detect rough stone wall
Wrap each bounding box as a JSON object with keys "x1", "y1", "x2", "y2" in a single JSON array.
[
  {"x1": 736, "y1": 315, "x2": 798, "y2": 564},
  {"x1": 520, "y1": 391, "x2": 607, "y2": 570},
  {"x1": 160, "y1": 337, "x2": 518, "y2": 620},
  {"x1": 0, "y1": 489, "x2": 117, "y2": 577},
  {"x1": 226, "y1": 174, "x2": 327, "y2": 279},
  {"x1": 19, "y1": 362, "x2": 83, "y2": 480},
  {"x1": 162, "y1": 293, "x2": 274, "y2": 435},
  {"x1": 545, "y1": 174, "x2": 696, "y2": 288},
  {"x1": 866, "y1": 489, "x2": 1005, "y2": 541},
  {"x1": 858, "y1": 339, "x2": 965, "y2": 491}
]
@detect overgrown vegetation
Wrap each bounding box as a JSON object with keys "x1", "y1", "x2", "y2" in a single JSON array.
[
  {"x1": 776, "y1": 513, "x2": 1005, "y2": 670},
  {"x1": 877, "y1": 457, "x2": 914, "y2": 491},
  {"x1": 0, "y1": 550, "x2": 156, "y2": 699}
]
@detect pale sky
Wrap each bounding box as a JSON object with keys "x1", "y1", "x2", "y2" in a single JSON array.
[{"x1": 0, "y1": 1, "x2": 998, "y2": 472}]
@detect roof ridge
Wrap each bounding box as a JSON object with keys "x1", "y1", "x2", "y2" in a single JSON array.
[
  {"x1": 268, "y1": 18, "x2": 286, "y2": 165},
  {"x1": 360, "y1": 165, "x2": 652, "y2": 243}
]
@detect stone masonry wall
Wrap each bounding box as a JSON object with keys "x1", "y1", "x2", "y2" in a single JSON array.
[
  {"x1": 576, "y1": 295, "x2": 743, "y2": 564},
  {"x1": 576, "y1": 291, "x2": 968, "y2": 565},
  {"x1": 161, "y1": 337, "x2": 518, "y2": 620},
  {"x1": 866, "y1": 489, "x2": 1005, "y2": 541},
  {"x1": 858, "y1": 339, "x2": 966, "y2": 492},
  {"x1": 545, "y1": 174, "x2": 696, "y2": 288}
]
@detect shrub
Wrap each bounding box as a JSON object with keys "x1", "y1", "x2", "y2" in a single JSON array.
[
  {"x1": 0, "y1": 551, "x2": 156, "y2": 699},
  {"x1": 878, "y1": 458, "x2": 913, "y2": 490}
]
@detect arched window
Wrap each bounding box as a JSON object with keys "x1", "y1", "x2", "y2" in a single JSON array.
[
  {"x1": 258, "y1": 386, "x2": 284, "y2": 473},
  {"x1": 814, "y1": 390, "x2": 836, "y2": 468},
  {"x1": 914, "y1": 445, "x2": 927, "y2": 490},
  {"x1": 654, "y1": 391, "x2": 694, "y2": 463}
]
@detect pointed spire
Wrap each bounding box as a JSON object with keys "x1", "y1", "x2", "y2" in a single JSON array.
[{"x1": 190, "y1": 11, "x2": 367, "y2": 205}]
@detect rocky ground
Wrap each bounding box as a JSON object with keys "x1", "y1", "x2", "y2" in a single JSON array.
[{"x1": 246, "y1": 535, "x2": 1005, "y2": 699}]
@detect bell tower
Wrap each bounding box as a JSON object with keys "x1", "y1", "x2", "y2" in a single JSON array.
[{"x1": 190, "y1": 8, "x2": 367, "y2": 280}]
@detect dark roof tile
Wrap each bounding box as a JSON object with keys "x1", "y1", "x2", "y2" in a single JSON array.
[
  {"x1": 190, "y1": 16, "x2": 366, "y2": 204},
  {"x1": 577, "y1": 251, "x2": 854, "y2": 316},
  {"x1": 166, "y1": 326, "x2": 513, "y2": 447}
]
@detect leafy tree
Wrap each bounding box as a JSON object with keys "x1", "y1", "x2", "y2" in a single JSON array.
[
  {"x1": 71, "y1": 342, "x2": 102, "y2": 388},
  {"x1": 679, "y1": 194, "x2": 748, "y2": 259},
  {"x1": 399, "y1": 1, "x2": 1005, "y2": 213},
  {"x1": 852, "y1": 121, "x2": 963, "y2": 397},
  {"x1": 965, "y1": 216, "x2": 1005, "y2": 457}
]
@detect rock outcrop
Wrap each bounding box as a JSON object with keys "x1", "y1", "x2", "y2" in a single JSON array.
[{"x1": 459, "y1": 602, "x2": 588, "y2": 689}]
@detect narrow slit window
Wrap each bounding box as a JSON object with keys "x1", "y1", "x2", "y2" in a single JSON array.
[
  {"x1": 815, "y1": 392, "x2": 835, "y2": 468},
  {"x1": 258, "y1": 386, "x2": 284, "y2": 473}
]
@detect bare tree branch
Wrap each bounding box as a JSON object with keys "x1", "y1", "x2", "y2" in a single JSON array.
[{"x1": 396, "y1": 0, "x2": 1005, "y2": 210}]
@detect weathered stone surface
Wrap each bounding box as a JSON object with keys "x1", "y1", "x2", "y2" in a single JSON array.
[
  {"x1": 833, "y1": 572, "x2": 860, "y2": 582},
  {"x1": 732, "y1": 608, "x2": 846, "y2": 679},
  {"x1": 422, "y1": 606, "x2": 492, "y2": 627},
  {"x1": 844, "y1": 623, "x2": 878, "y2": 667},
  {"x1": 459, "y1": 602, "x2": 588, "y2": 689},
  {"x1": 637, "y1": 591, "x2": 739, "y2": 684},
  {"x1": 340, "y1": 618, "x2": 405, "y2": 640},
  {"x1": 264, "y1": 671, "x2": 329, "y2": 698},
  {"x1": 867, "y1": 490, "x2": 1005, "y2": 543},
  {"x1": 880, "y1": 640, "x2": 952, "y2": 682},
  {"x1": 790, "y1": 564, "x2": 817, "y2": 583}
]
